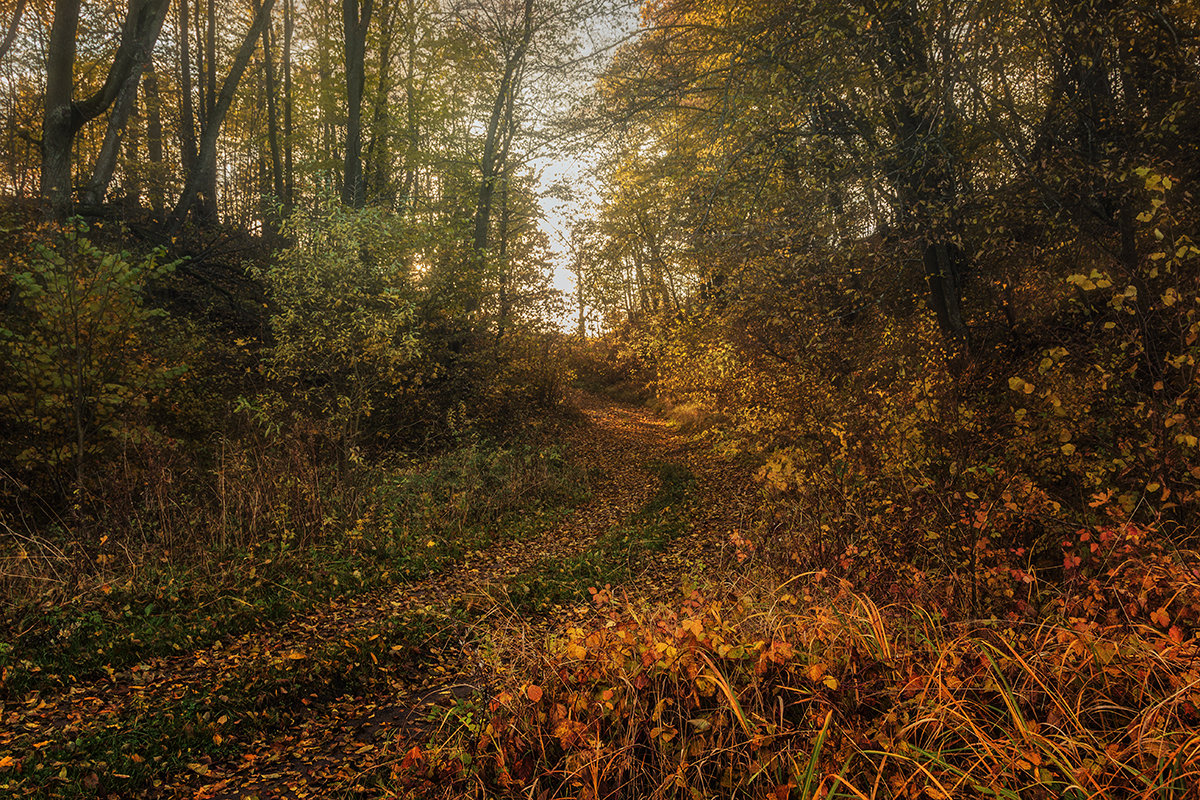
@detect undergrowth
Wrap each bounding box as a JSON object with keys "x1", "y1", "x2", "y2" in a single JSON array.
[
  {"x1": 399, "y1": 524, "x2": 1200, "y2": 799},
  {"x1": 0, "y1": 435, "x2": 587, "y2": 700}
]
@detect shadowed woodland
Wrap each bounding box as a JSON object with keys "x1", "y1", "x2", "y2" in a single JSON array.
[{"x1": 2, "y1": 0, "x2": 1200, "y2": 797}]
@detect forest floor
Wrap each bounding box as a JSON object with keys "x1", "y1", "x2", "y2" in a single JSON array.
[{"x1": 0, "y1": 394, "x2": 754, "y2": 799}]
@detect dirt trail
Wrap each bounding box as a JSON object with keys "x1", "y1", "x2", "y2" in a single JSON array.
[{"x1": 5, "y1": 395, "x2": 748, "y2": 799}]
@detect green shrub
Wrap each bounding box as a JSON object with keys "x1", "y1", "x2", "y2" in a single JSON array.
[{"x1": 0, "y1": 220, "x2": 183, "y2": 495}]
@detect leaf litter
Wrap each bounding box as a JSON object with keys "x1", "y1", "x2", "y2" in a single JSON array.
[{"x1": 0, "y1": 394, "x2": 748, "y2": 799}]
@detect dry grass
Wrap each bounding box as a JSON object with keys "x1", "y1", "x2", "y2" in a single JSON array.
[
  {"x1": 399, "y1": 538, "x2": 1200, "y2": 799},
  {"x1": 0, "y1": 419, "x2": 582, "y2": 612}
]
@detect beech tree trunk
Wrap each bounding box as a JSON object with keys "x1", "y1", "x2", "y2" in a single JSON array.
[
  {"x1": 170, "y1": 0, "x2": 278, "y2": 233},
  {"x1": 261, "y1": 14, "x2": 283, "y2": 204},
  {"x1": 41, "y1": 0, "x2": 170, "y2": 216},
  {"x1": 282, "y1": 0, "x2": 294, "y2": 213},
  {"x1": 0, "y1": 0, "x2": 26, "y2": 67},
  {"x1": 80, "y1": 73, "x2": 140, "y2": 206},
  {"x1": 472, "y1": 0, "x2": 534, "y2": 257},
  {"x1": 198, "y1": 0, "x2": 218, "y2": 221},
  {"x1": 144, "y1": 66, "x2": 164, "y2": 214},
  {"x1": 365, "y1": 0, "x2": 397, "y2": 205},
  {"x1": 81, "y1": 0, "x2": 169, "y2": 207},
  {"x1": 342, "y1": 0, "x2": 374, "y2": 208},
  {"x1": 40, "y1": 0, "x2": 81, "y2": 214},
  {"x1": 177, "y1": 0, "x2": 197, "y2": 173}
]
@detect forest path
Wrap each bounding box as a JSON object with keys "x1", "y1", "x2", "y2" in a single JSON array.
[{"x1": 3, "y1": 394, "x2": 749, "y2": 799}]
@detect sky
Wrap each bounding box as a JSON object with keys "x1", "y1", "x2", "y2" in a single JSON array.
[{"x1": 531, "y1": 0, "x2": 641, "y2": 330}]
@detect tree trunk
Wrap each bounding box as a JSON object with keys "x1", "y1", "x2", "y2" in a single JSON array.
[
  {"x1": 495, "y1": 170, "x2": 512, "y2": 340},
  {"x1": 41, "y1": 0, "x2": 170, "y2": 216},
  {"x1": 282, "y1": 0, "x2": 294, "y2": 213},
  {"x1": 178, "y1": 0, "x2": 197, "y2": 172},
  {"x1": 473, "y1": 0, "x2": 534, "y2": 257},
  {"x1": 204, "y1": 0, "x2": 216, "y2": 115},
  {"x1": 197, "y1": 0, "x2": 218, "y2": 221},
  {"x1": 41, "y1": 0, "x2": 82, "y2": 214},
  {"x1": 170, "y1": 0, "x2": 278, "y2": 233},
  {"x1": 144, "y1": 66, "x2": 164, "y2": 214},
  {"x1": 0, "y1": 0, "x2": 27, "y2": 68},
  {"x1": 193, "y1": 0, "x2": 205, "y2": 130},
  {"x1": 923, "y1": 241, "x2": 968, "y2": 342},
  {"x1": 866, "y1": 0, "x2": 970, "y2": 346},
  {"x1": 261, "y1": 11, "x2": 283, "y2": 204},
  {"x1": 317, "y1": 0, "x2": 335, "y2": 192},
  {"x1": 81, "y1": 0, "x2": 169, "y2": 208},
  {"x1": 121, "y1": 92, "x2": 141, "y2": 210},
  {"x1": 365, "y1": 0, "x2": 397, "y2": 205},
  {"x1": 473, "y1": 64, "x2": 515, "y2": 255},
  {"x1": 342, "y1": 0, "x2": 374, "y2": 208},
  {"x1": 576, "y1": 264, "x2": 586, "y2": 337},
  {"x1": 80, "y1": 69, "x2": 140, "y2": 206},
  {"x1": 398, "y1": 5, "x2": 421, "y2": 210}
]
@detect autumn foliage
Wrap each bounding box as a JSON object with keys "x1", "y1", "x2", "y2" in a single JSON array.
[
  {"x1": 399, "y1": 533, "x2": 1198, "y2": 798},
  {"x1": 3, "y1": 0, "x2": 1200, "y2": 796}
]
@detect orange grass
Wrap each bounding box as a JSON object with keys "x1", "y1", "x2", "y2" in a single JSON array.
[{"x1": 406, "y1": 547, "x2": 1200, "y2": 800}]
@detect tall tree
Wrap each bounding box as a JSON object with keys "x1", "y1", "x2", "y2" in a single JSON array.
[
  {"x1": 596, "y1": 0, "x2": 976, "y2": 343},
  {"x1": 364, "y1": 0, "x2": 399, "y2": 205},
  {"x1": 472, "y1": 0, "x2": 535, "y2": 257},
  {"x1": 342, "y1": 0, "x2": 374, "y2": 207},
  {"x1": 170, "y1": 0, "x2": 278, "y2": 232},
  {"x1": 143, "y1": 65, "x2": 164, "y2": 214},
  {"x1": 282, "y1": 0, "x2": 294, "y2": 212},
  {"x1": 261, "y1": 8, "x2": 283, "y2": 206},
  {"x1": 80, "y1": 0, "x2": 171, "y2": 207},
  {"x1": 0, "y1": 0, "x2": 26, "y2": 68},
  {"x1": 41, "y1": 0, "x2": 170, "y2": 215},
  {"x1": 177, "y1": 0, "x2": 198, "y2": 175}
]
